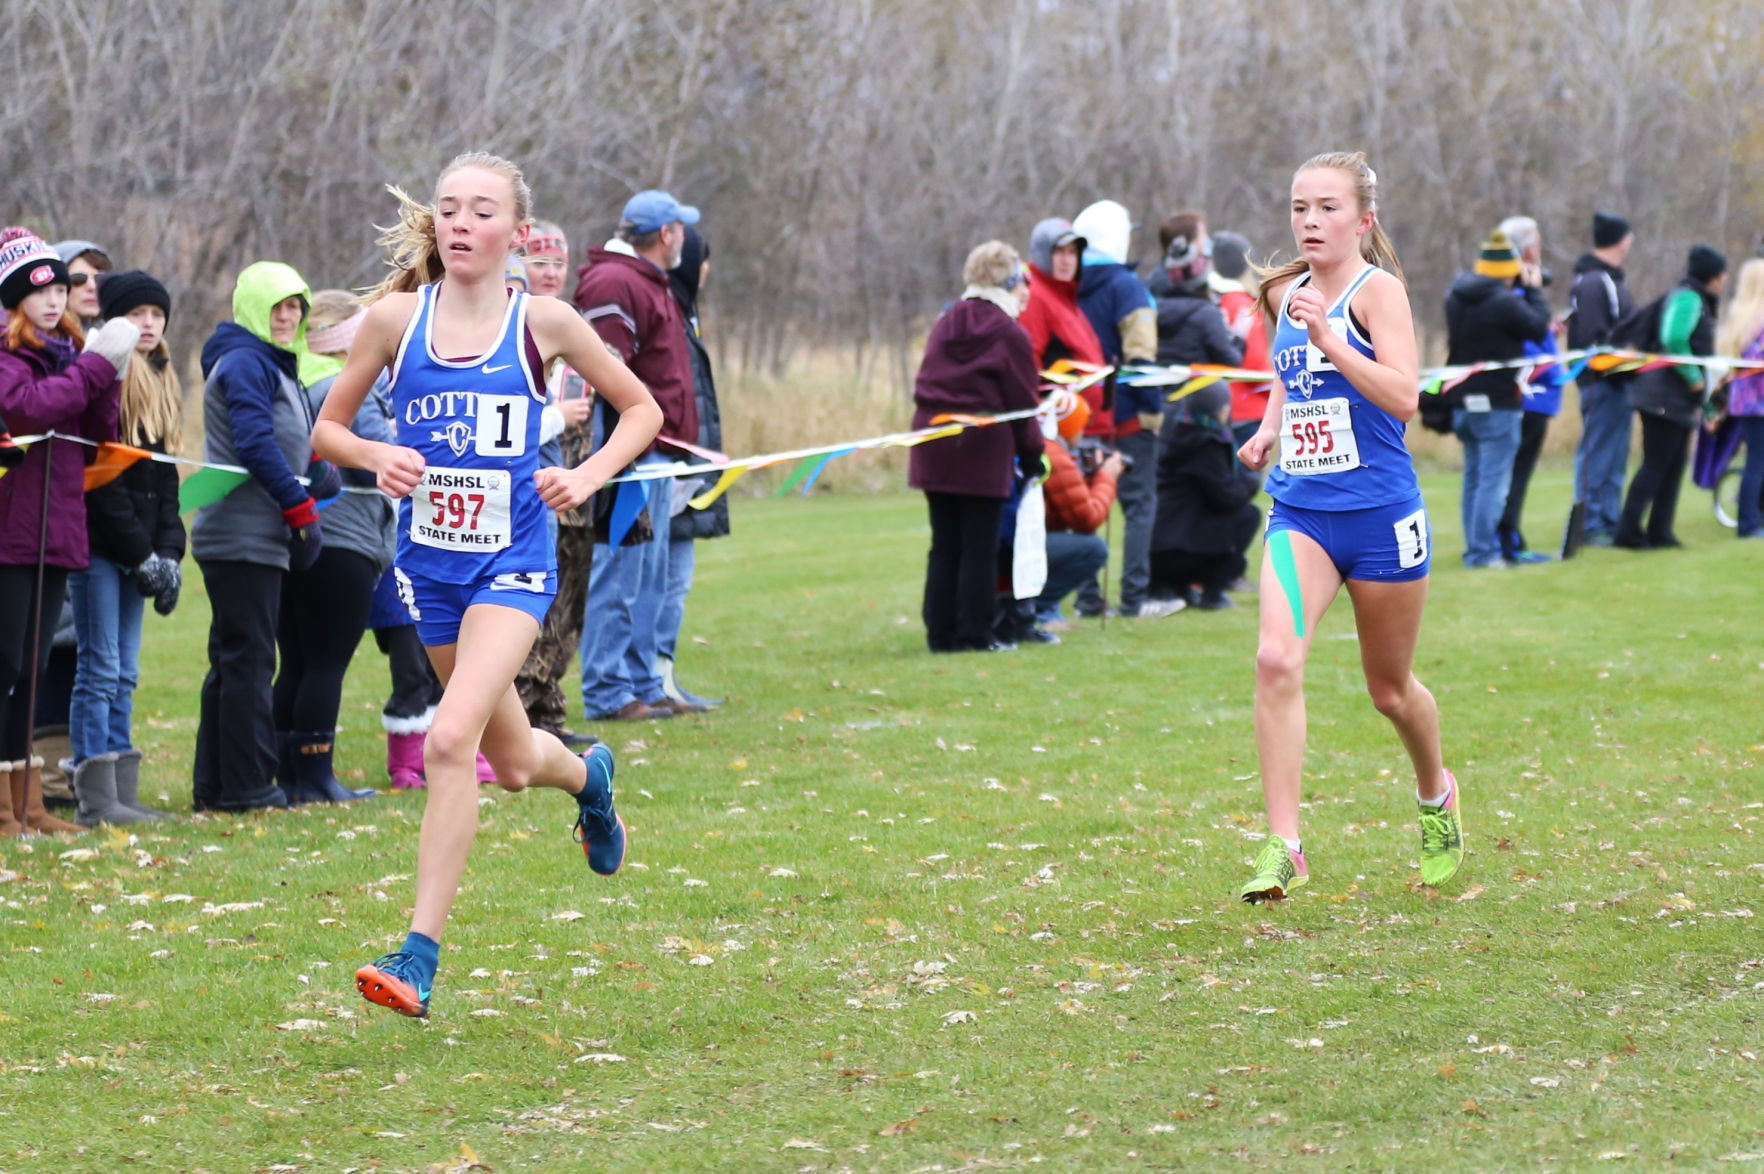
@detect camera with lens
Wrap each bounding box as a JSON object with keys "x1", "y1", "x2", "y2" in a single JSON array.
[{"x1": 1073, "y1": 438, "x2": 1133, "y2": 477}]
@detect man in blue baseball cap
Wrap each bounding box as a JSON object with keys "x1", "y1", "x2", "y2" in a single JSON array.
[
  {"x1": 620, "y1": 191, "x2": 700, "y2": 245},
  {"x1": 570, "y1": 191, "x2": 704, "y2": 723}
]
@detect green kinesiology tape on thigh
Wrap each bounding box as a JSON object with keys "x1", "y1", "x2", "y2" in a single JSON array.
[{"x1": 1268, "y1": 529, "x2": 1305, "y2": 639}]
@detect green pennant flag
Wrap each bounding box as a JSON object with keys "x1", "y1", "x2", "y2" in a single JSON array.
[
  {"x1": 771, "y1": 456, "x2": 820, "y2": 498},
  {"x1": 178, "y1": 467, "x2": 252, "y2": 514}
]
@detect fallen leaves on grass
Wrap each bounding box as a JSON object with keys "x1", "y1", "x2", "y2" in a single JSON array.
[{"x1": 424, "y1": 1142, "x2": 493, "y2": 1173}]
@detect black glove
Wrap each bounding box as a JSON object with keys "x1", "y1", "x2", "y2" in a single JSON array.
[
  {"x1": 153, "y1": 561, "x2": 181, "y2": 616},
  {"x1": 133, "y1": 553, "x2": 177, "y2": 597},
  {"x1": 283, "y1": 498, "x2": 325, "y2": 571},
  {"x1": 306, "y1": 457, "x2": 342, "y2": 503}
]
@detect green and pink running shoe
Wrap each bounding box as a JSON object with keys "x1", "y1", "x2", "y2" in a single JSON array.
[
  {"x1": 1417, "y1": 770, "x2": 1465, "y2": 887},
  {"x1": 1239, "y1": 838, "x2": 1308, "y2": 903}
]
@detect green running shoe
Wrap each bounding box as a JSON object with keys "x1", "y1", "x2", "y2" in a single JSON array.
[
  {"x1": 1417, "y1": 770, "x2": 1465, "y2": 887},
  {"x1": 1239, "y1": 837, "x2": 1308, "y2": 903}
]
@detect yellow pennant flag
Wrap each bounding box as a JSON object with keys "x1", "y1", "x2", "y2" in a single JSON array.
[
  {"x1": 1166, "y1": 373, "x2": 1224, "y2": 402},
  {"x1": 688, "y1": 465, "x2": 748, "y2": 510},
  {"x1": 900, "y1": 425, "x2": 964, "y2": 447}
]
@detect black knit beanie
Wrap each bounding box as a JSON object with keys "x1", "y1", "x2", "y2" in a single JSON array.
[
  {"x1": 1686, "y1": 244, "x2": 1727, "y2": 285},
  {"x1": 1592, "y1": 211, "x2": 1630, "y2": 249},
  {"x1": 98, "y1": 270, "x2": 172, "y2": 323}
]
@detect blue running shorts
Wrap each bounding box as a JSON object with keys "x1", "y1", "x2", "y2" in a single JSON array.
[
  {"x1": 1264, "y1": 493, "x2": 1431, "y2": 583},
  {"x1": 393, "y1": 567, "x2": 557, "y2": 647}
]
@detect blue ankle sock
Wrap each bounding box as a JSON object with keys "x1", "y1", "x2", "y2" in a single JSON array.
[{"x1": 401, "y1": 931, "x2": 440, "y2": 986}]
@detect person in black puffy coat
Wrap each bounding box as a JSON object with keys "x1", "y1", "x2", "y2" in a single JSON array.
[
  {"x1": 1149, "y1": 383, "x2": 1260, "y2": 609},
  {"x1": 68, "y1": 270, "x2": 184, "y2": 825}
]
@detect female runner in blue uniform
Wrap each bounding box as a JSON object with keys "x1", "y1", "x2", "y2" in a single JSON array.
[
  {"x1": 1236, "y1": 151, "x2": 1462, "y2": 902},
  {"x1": 312, "y1": 153, "x2": 663, "y2": 1016}
]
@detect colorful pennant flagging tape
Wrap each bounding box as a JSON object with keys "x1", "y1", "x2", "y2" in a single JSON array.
[{"x1": 7, "y1": 346, "x2": 1757, "y2": 511}]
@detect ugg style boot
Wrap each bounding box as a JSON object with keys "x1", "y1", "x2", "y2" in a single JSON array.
[
  {"x1": 385, "y1": 731, "x2": 426, "y2": 790},
  {"x1": 0, "y1": 762, "x2": 22, "y2": 837},
  {"x1": 20, "y1": 756, "x2": 83, "y2": 834},
  {"x1": 74, "y1": 754, "x2": 151, "y2": 827},
  {"x1": 284, "y1": 732, "x2": 377, "y2": 805},
  {"x1": 111, "y1": 749, "x2": 168, "y2": 820}
]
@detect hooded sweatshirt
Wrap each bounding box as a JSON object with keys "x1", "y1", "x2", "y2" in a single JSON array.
[
  {"x1": 1566, "y1": 253, "x2": 1634, "y2": 353},
  {"x1": 1072, "y1": 200, "x2": 1160, "y2": 431},
  {"x1": 190, "y1": 261, "x2": 316, "y2": 569},
  {"x1": 1019, "y1": 218, "x2": 1109, "y2": 436},
  {"x1": 1443, "y1": 272, "x2": 1551, "y2": 410}
]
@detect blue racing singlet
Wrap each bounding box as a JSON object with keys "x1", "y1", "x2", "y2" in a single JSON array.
[
  {"x1": 1263, "y1": 265, "x2": 1420, "y2": 511},
  {"x1": 389, "y1": 283, "x2": 555, "y2": 585}
]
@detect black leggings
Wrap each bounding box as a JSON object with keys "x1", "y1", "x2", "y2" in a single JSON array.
[
  {"x1": 0, "y1": 564, "x2": 67, "y2": 760},
  {"x1": 922, "y1": 491, "x2": 1003, "y2": 651},
  {"x1": 1498, "y1": 410, "x2": 1551, "y2": 554},
  {"x1": 375, "y1": 623, "x2": 443, "y2": 724},
  {"x1": 272, "y1": 547, "x2": 378, "y2": 734},
  {"x1": 1617, "y1": 412, "x2": 1692, "y2": 545}
]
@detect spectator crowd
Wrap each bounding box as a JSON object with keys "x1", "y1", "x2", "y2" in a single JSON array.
[{"x1": 0, "y1": 189, "x2": 1760, "y2": 829}]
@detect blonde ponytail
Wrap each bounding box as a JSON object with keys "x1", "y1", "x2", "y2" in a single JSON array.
[
  {"x1": 363, "y1": 185, "x2": 445, "y2": 304},
  {"x1": 1253, "y1": 150, "x2": 1407, "y2": 324},
  {"x1": 363, "y1": 151, "x2": 535, "y2": 305}
]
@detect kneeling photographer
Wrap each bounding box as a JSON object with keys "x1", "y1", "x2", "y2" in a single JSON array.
[{"x1": 1033, "y1": 392, "x2": 1123, "y2": 629}]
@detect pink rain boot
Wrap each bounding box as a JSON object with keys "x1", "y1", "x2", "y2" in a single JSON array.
[
  {"x1": 476, "y1": 752, "x2": 497, "y2": 785},
  {"x1": 386, "y1": 731, "x2": 426, "y2": 790}
]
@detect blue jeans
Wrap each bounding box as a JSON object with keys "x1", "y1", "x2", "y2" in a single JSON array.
[
  {"x1": 68, "y1": 555, "x2": 145, "y2": 762},
  {"x1": 1737, "y1": 416, "x2": 1764, "y2": 537},
  {"x1": 1453, "y1": 408, "x2": 1522, "y2": 567},
  {"x1": 1573, "y1": 379, "x2": 1634, "y2": 537},
  {"x1": 579, "y1": 471, "x2": 670, "y2": 717},
  {"x1": 1036, "y1": 531, "x2": 1109, "y2": 621},
  {"x1": 656, "y1": 537, "x2": 695, "y2": 660}
]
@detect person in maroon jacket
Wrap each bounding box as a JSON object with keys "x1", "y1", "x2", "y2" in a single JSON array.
[
  {"x1": 0, "y1": 228, "x2": 136, "y2": 835},
  {"x1": 572, "y1": 191, "x2": 704, "y2": 721},
  {"x1": 908, "y1": 241, "x2": 1045, "y2": 652}
]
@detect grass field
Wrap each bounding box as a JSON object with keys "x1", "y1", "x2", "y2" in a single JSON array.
[{"x1": 4, "y1": 463, "x2": 1764, "y2": 1173}]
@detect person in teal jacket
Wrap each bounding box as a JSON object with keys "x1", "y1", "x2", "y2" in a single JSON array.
[{"x1": 1616, "y1": 245, "x2": 1728, "y2": 549}]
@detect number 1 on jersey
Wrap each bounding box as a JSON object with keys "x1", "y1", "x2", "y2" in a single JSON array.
[
  {"x1": 474, "y1": 395, "x2": 528, "y2": 457},
  {"x1": 1393, "y1": 507, "x2": 1428, "y2": 570}
]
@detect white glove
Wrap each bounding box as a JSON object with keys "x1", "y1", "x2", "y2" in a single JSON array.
[{"x1": 83, "y1": 318, "x2": 141, "y2": 379}]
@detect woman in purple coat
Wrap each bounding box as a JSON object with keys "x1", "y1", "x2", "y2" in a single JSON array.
[
  {"x1": 907, "y1": 241, "x2": 1045, "y2": 652},
  {"x1": 0, "y1": 229, "x2": 135, "y2": 835}
]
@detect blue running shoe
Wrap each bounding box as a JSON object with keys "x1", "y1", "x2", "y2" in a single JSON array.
[
  {"x1": 573, "y1": 743, "x2": 626, "y2": 876},
  {"x1": 355, "y1": 951, "x2": 432, "y2": 1018}
]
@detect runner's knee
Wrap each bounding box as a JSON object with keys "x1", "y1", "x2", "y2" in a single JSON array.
[
  {"x1": 1255, "y1": 638, "x2": 1304, "y2": 690},
  {"x1": 1366, "y1": 676, "x2": 1409, "y2": 718}
]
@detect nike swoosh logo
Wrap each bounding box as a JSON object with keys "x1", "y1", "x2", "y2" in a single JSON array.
[{"x1": 481, "y1": 363, "x2": 512, "y2": 374}]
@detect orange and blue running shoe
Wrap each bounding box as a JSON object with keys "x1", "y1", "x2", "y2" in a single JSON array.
[
  {"x1": 355, "y1": 951, "x2": 432, "y2": 1018},
  {"x1": 573, "y1": 743, "x2": 626, "y2": 876}
]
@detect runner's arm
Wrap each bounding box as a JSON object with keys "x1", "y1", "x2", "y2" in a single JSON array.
[
  {"x1": 1309, "y1": 270, "x2": 1420, "y2": 419},
  {"x1": 1238, "y1": 282, "x2": 1291, "y2": 473},
  {"x1": 311, "y1": 295, "x2": 426, "y2": 497},
  {"x1": 529, "y1": 298, "x2": 663, "y2": 511}
]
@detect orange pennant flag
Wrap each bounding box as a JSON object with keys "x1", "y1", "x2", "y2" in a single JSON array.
[{"x1": 83, "y1": 443, "x2": 153, "y2": 492}]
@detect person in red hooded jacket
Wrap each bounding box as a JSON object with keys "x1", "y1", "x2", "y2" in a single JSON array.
[{"x1": 1020, "y1": 218, "x2": 1109, "y2": 435}]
